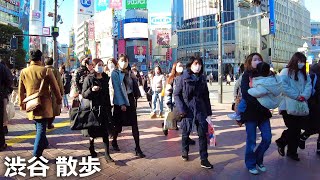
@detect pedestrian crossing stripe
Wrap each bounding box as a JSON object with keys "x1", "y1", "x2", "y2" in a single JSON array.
[{"x1": 6, "y1": 120, "x2": 70, "y2": 146}]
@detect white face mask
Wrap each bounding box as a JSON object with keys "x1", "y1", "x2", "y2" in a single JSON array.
[
  {"x1": 191, "y1": 65, "x2": 201, "y2": 73},
  {"x1": 95, "y1": 65, "x2": 104, "y2": 74},
  {"x1": 298, "y1": 63, "x2": 305, "y2": 70},
  {"x1": 176, "y1": 66, "x2": 183, "y2": 73},
  {"x1": 108, "y1": 63, "x2": 115, "y2": 71},
  {"x1": 118, "y1": 61, "x2": 128, "y2": 69}
]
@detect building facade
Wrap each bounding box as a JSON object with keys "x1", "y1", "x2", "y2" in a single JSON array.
[
  {"x1": 172, "y1": 0, "x2": 311, "y2": 76},
  {"x1": 75, "y1": 21, "x2": 89, "y2": 59},
  {"x1": 0, "y1": 0, "x2": 20, "y2": 27}
]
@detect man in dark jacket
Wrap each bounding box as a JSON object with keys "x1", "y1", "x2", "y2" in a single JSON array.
[
  {"x1": 75, "y1": 56, "x2": 93, "y2": 93},
  {"x1": 59, "y1": 65, "x2": 71, "y2": 109},
  {"x1": 0, "y1": 61, "x2": 13, "y2": 151}
]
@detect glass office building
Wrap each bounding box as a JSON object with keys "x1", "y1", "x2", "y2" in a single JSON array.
[{"x1": 172, "y1": 0, "x2": 311, "y2": 75}]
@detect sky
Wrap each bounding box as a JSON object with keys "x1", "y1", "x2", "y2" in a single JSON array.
[{"x1": 45, "y1": 0, "x2": 320, "y2": 45}]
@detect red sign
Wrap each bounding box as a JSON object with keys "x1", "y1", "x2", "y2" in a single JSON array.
[
  {"x1": 109, "y1": 0, "x2": 122, "y2": 10},
  {"x1": 88, "y1": 20, "x2": 95, "y2": 40},
  {"x1": 118, "y1": 40, "x2": 126, "y2": 54},
  {"x1": 149, "y1": 39, "x2": 152, "y2": 55}
]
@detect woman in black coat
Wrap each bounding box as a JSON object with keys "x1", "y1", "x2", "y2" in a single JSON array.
[
  {"x1": 81, "y1": 58, "x2": 114, "y2": 162},
  {"x1": 299, "y1": 63, "x2": 320, "y2": 155},
  {"x1": 240, "y1": 53, "x2": 272, "y2": 175},
  {"x1": 174, "y1": 57, "x2": 213, "y2": 169}
]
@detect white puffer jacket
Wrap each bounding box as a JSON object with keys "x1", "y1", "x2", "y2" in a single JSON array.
[{"x1": 248, "y1": 75, "x2": 282, "y2": 109}]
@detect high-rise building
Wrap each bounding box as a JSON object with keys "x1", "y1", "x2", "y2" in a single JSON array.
[
  {"x1": 75, "y1": 20, "x2": 89, "y2": 59},
  {"x1": 171, "y1": 0, "x2": 311, "y2": 75},
  {"x1": 0, "y1": 0, "x2": 20, "y2": 26}
]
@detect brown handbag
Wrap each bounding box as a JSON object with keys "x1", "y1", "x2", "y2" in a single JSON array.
[{"x1": 22, "y1": 72, "x2": 46, "y2": 112}]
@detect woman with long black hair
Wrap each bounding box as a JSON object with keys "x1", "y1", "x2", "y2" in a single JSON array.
[
  {"x1": 276, "y1": 52, "x2": 312, "y2": 161},
  {"x1": 81, "y1": 58, "x2": 114, "y2": 162}
]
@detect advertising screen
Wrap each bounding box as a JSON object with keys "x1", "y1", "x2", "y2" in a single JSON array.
[
  {"x1": 124, "y1": 23, "x2": 148, "y2": 39},
  {"x1": 134, "y1": 46, "x2": 146, "y2": 63},
  {"x1": 109, "y1": 0, "x2": 122, "y2": 10},
  {"x1": 155, "y1": 30, "x2": 171, "y2": 46},
  {"x1": 78, "y1": 0, "x2": 94, "y2": 15}
]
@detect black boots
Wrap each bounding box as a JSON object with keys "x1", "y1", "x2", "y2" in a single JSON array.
[
  {"x1": 89, "y1": 139, "x2": 97, "y2": 158},
  {"x1": 112, "y1": 140, "x2": 120, "y2": 151},
  {"x1": 299, "y1": 133, "x2": 309, "y2": 149},
  {"x1": 135, "y1": 147, "x2": 146, "y2": 158}
]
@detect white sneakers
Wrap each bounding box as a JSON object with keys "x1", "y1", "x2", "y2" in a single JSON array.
[
  {"x1": 227, "y1": 113, "x2": 241, "y2": 121},
  {"x1": 249, "y1": 168, "x2": 259, "y2": 175},
  {"x1": 249, "y1": 164, "x2": 267, "y2": 175}
]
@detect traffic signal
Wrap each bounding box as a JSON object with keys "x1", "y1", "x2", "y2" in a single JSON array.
[
  {"x1": 51, "y1": 26, "x2": 59, "y2": 37},
  {"x1": 10, "y1": 37, "x2": 18, "y2": 50}
]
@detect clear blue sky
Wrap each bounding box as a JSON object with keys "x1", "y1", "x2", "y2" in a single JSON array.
[{"x1": 47, "y1": 0, "x2": 320, "y2": 45}]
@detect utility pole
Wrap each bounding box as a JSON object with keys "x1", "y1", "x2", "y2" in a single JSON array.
[
  {"x1": 53, "y1": 0, "x2": 58, "y2": 68},
  {"x1": 217, "y1": 0, "x2": 223, "y2": 103}
]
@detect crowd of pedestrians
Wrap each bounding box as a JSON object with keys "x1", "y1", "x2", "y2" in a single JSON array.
[{"x1": 0, "y1": 49, "x2": 320, "y2": 174}]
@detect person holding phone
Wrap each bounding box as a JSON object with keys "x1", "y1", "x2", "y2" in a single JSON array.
[{"x1": 81, "y1": 58, "x2": 114, "y2": 162}]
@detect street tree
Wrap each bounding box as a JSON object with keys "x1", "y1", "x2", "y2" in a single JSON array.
[{"x1": 0, "y1": 24, "x2": 26, "y2": 69}]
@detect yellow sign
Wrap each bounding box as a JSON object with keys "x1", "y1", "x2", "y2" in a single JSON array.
[{"x1": 306, "y1": 62, "x2": 309, "y2": 73}]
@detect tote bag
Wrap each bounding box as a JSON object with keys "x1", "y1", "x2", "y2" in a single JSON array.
[{"x1": 285, "y1": 97, "x2": 309, "y2": 116}]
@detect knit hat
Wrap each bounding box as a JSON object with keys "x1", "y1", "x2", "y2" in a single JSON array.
[{"x1": 30, "y1": 49, "x2": 42, "y2": 61}]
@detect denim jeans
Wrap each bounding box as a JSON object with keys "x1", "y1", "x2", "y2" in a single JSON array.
[
  {"x1": 33, "y1": 119, "x2": 49, "y2": 157},
  {"x1": 152, "y1": 92, "x2": 163, "y2": 114},
  {"x1": 181, "y1": 118, "x2": 208, "y2": 160},
  {"x1": 245, "y1": 119, "x2": 272, "y2": 170},
  {"x1": 63, "y1": 94, "x2": 69, "y2": 107}
]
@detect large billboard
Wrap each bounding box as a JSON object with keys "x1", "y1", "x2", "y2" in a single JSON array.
[
  {"x1": 183, "y1": 0, "x2": 217, "y2": 20},
  {"x1": 149, "y1": 13, "x2": 171, "y2": 29},
  {"x1": 94, "y1": 9, "x2": 113, "y2": 40},
  {"x1": 109, "y1": 0, "x2": 122, "y2": 10},
  {"x1": 155, "y1": 29, "x2": 171, "y2": 46},
  {"x1": 126, "y1": 0, "x2": 147, "y2": 9},
  {"x1": 134, "y1": 46, "x2": 146, "y2": 63},
  {"x1": 78, "y1": 0, "x2": 94, "y2": 15},
  {"x1": 124, "y1": 23, "x2": 148, "y2": 39},
  {"x1": 95, "y1": 0, "x2": 108, "y2": 12},
  {"x1": 19, "y1": 0, "x2": 30, "y2": 61}
]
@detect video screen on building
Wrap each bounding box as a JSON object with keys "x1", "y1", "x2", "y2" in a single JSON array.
[{"x1": 124, "y1": 23, "x2": 148, "y2": 39}]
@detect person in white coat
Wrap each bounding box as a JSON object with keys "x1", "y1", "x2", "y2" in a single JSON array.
[
  {"x1": 248, "y1": 62, "x2": 282, "y2": 110},
  {"x1": 275, "y1": 52, "x2": 312, "y2": 161}
]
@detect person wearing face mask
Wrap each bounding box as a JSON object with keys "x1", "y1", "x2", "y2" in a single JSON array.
[
  {"x1": 111, "y1": 54, "x2": 145, "y2": 158},
  {"x1": 276, "y1": 52, "x2": 312, "y2": 162},
  {"x1": 150, "y1": 66, "x2": 166, "y2": 118},
  {"x1": 239, "y1": 53, "x2": 273, "y2": 175},
  {"x1": 105, "y1": 58, "x2": 117, "y2": 105},
  {"x1": 81, "y1": 58, "x2": 114, "y2": 163},
  {"x1": 163, "y1": 61, "x2": 196, "y2": 146},
  {"x1": 174, "y1": 57, "x2": 213, "y2": 169},
  {"x1": 144, "y1": 71, "x2": 154, "y2": 108}
]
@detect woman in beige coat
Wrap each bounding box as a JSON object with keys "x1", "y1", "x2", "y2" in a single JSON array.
[{"x1": 19, "y1": 50, "x2": 62, "y2": 157}]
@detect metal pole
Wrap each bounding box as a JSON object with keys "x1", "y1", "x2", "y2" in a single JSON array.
[
  {"x1": 53, "y1": 0, "x2": 58, "y2": 68},
  {"x1": 217, "y1": 0, "x2": 223, "y2": 103}
]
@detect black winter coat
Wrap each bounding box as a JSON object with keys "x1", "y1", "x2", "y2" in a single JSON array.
[
  {"x1": 81, "y1": 73, "x2": 112, "y2": 137},
  {"x1": 76, "y1": 66, "x2": 90, "y2": 93},
  {"x1": 240, "y1": 70, "x2": 272, "y2": 123},
  {"x1": 304, "y1": 73, "x2": 320, "y2": 133},
  {"x1": 62, "y1": 71, "x2": 71, "y2": 94},
  {"x1": 174, "y1": 70, "x2": 212, "y2": 123}
]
